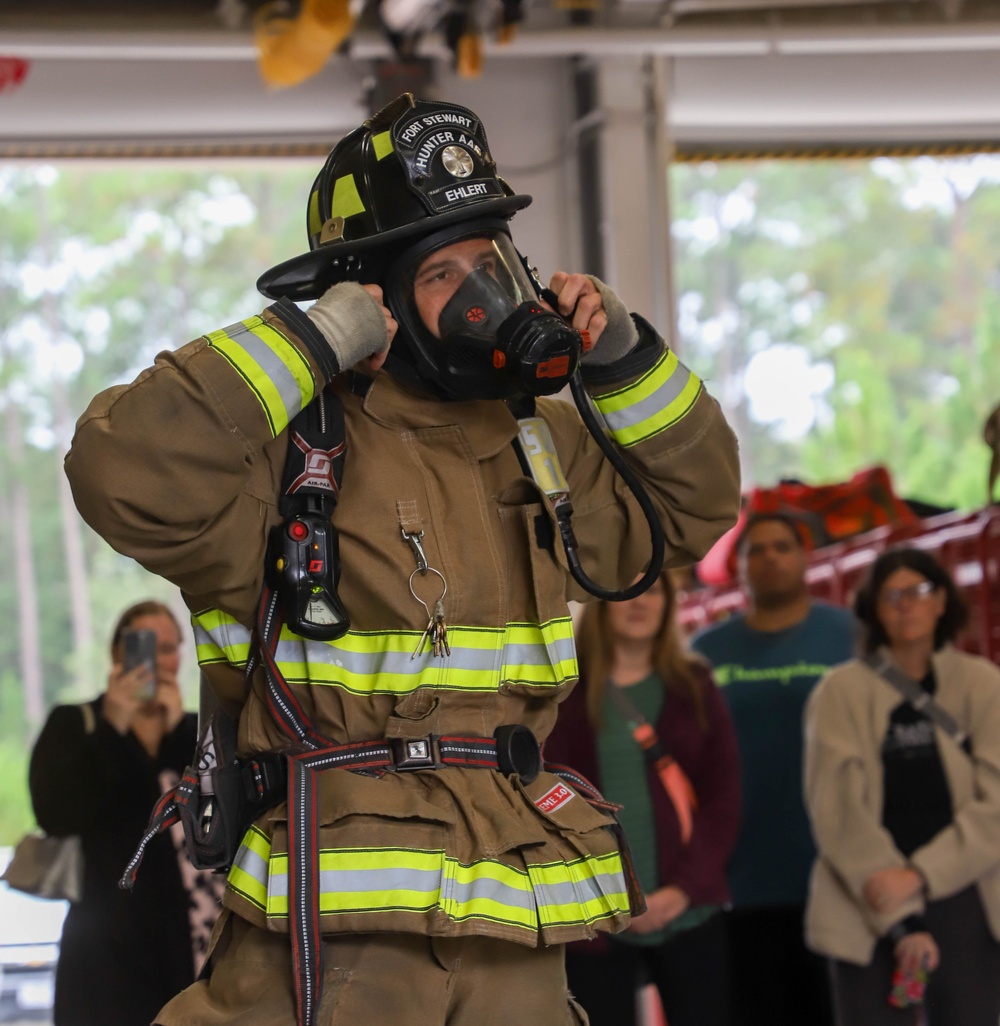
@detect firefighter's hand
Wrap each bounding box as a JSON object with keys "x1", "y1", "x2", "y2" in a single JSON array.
[
  {"x1": 547, "y1": 272, "x2": 607, "y2": 348},
  {"x1": 360, "y1": 284, "x2": 397, "y2": 372},
  {"x1": 865, "y1": 867, "x2": 925, "y2": 916},
  {"x1": 626, "y1": 886, "x2": 690, "y2": 935},
  {"x1": 548, "y1": 272, "x2": 638, "y2": 366},
  {"x1": 306, "y1": 281, "x2": 397, "y2": 376},
  {"x1": 103, "y1": 663, "x2": 151, "y2": 734}
]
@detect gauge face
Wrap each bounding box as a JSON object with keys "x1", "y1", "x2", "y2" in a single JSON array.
[{"x1": 306, "y1": 592, "x2": 344, "y2": 627}]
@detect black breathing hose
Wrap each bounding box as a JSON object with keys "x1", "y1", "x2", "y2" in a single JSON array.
[{"x1": 561, "y1": 369, "x2": 666, "y2": 602}]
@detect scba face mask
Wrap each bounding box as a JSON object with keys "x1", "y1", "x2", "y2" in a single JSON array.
[{"x1": 389, "y1": 227, "x2": 583, "y2": 400}]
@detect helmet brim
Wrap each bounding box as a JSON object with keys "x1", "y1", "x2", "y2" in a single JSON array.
[{"x1": 257, "y1": 193, "x2": 532, "y2": 301}]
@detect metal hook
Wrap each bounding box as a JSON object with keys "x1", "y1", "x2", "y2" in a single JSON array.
[
  {"x1": 408, "y1": 566, "x2": 447, "y2": 618},
  {"x1": 402, "y1": 528, "x2": 429, "y2": 575}
]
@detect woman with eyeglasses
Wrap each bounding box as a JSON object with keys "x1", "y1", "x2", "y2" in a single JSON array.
[{"x1": 803, "y1": 547, "x2": 1000, "y2": 1025}]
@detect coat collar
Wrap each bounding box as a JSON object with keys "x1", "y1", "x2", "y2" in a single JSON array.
[{"x1": 356, "y1": 370, "x2": 521, "y2": 460}]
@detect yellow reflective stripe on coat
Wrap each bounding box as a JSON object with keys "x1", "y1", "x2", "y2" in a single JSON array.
[
  {"x1": 228, "y1": 834, "x2": 629, "y2": 933},
  {"x1": 526, "y1": 852, "x2": 631, "y2": 928},
  {"x1": 227, "y1": 825, "x2": 271, "y2": 911},
  {"x1": 592, "y1": 348, "x2": 702, "y2": 447},
  {"x1": 205, "y1": 316, "x2": 315, "y2": 437},
  {"x1": 192, "y1": 610, "x2": 253, "y2": 667},
  {"x1": 192, "y1": 611, "x2": 578, "y2": 693}
]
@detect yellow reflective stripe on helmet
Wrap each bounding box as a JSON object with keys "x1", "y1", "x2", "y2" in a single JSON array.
[
  {"x1": 308, "y1": 187, "x2": 323, "y2": 239},
  {"x1": 331, "y1": 174, "x2": 366, "y2": 220},
  {"x1": 205, "y1": 316, "x2": 315, "y2": 437},
  {"x1": 192, "y1": 609, "x2": 252, "y2": 667},
  {"x1": 372, "y1": 131, "x2": 394, "y2": 161},
  {"x1": 228, "y1": 825, "x2": 272, "y2": 912},
  {"x1": 527, "y1": 852, "x2": 631, "y2": 928},
  {"x1": 232, "y1": 836, "x2": 622, "y2": 933},
  {"x1": 592, "y1": 348, "x2": 702, "y2": 448},
  {"x1": 193, "y1": 611, "x2": 578, "y2": 693}
]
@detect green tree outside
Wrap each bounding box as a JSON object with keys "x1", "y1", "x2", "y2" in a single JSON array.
[{"x1": 671, "y1": 156, "x2": 1000, "y2": 509}]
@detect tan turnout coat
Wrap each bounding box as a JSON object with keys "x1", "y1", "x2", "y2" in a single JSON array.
[{"x1": 66, "y1": 303, "x2": 741, "y2": 948}]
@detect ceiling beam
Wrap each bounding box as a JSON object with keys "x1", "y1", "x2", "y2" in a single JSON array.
[{"x1": 4, "y1": 21, "x2": 1000, "y2": 61}]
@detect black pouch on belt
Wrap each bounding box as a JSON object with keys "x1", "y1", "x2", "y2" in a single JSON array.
[{"x1": 174, "y1": 709, "x2": 252, "y2": 872}]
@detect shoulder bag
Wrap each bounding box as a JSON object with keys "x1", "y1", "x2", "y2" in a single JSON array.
[{"x1": 2, "y1": 702, "x2": 96, "y2": 902}]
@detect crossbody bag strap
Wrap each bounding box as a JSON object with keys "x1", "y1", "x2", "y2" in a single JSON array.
[
  {"x1": 79, "y1": 701, "x2": 96, "y2": 735},
  {"x1": 862, "y1": 652, "x2": 970, "y2": 751},
  {"x1": 606, "y1": 681, "x2": 698, "y2": 843}
]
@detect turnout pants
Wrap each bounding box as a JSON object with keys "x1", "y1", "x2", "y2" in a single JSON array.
[{"x1": 155, "y1": 909, "x2": 588, "y2": 1026}]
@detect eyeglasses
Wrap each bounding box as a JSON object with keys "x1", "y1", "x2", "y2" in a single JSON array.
[{"x1": 878, "y1": 580, "x2": 937, "y2": 607}]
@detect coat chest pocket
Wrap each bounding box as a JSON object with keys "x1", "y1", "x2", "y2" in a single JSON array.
[
  {"x1": 496, "y1": 485, "x2": 578, "y2": 697},
  {"x1": 496, "y1": 481, "x2": 569, "y2": 625}
]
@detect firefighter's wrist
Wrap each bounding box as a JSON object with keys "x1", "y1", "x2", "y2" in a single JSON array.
[
  {"x1": 306, "y1": 281, "x2": 389, "y2": 372},
  {"x1": 581, "y1": 276, "x2": 639, "y2": 366}
]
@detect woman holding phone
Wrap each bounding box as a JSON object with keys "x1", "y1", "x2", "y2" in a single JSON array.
[{"x1": 29, "y1": 600, "x2": 200, "y2": 1026}]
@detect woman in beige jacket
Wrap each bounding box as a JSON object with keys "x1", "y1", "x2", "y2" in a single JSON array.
[{"x1": 804, "y1": 547, "x2": 1000, "y2": 1025}]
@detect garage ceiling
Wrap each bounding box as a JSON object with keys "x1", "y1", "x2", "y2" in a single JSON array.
[{"x1": 2, "y1": 0, "x2": 1000, "y2": 155}]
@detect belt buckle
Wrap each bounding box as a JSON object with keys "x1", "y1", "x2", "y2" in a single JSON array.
[
  {"x1": 390, "y1": 735, "x2": 438, "y2": 771},
  {"x1": 241, "y1": 754, "x2": 286, "y2": 805}
]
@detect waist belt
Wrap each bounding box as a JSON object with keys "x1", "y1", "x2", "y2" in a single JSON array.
[{"x1": 243, "y1": 725, "x2": 542, "y2": 808}]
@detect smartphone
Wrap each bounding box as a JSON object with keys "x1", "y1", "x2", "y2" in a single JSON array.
[
  {"x1": 888, "y1": 964, "x2": 928, "y2": 1008},
  {"x1": 123, "y1": 628, "x2": 158, "y2": 701}
]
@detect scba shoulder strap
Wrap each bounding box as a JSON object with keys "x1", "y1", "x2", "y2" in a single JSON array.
[
  {"x1": 121, "y1": 387, "x2": 351, "y2": 884},
  {"x1": 265, "y1": 385, "x2": 351, "y2": 640}
]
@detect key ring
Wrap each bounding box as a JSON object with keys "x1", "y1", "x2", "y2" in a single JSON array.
[{"x1": 408, "y1": 566, "x2": 447, "y2": 619}]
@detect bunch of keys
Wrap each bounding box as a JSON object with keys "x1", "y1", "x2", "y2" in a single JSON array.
[{"x1": 408, "y1": 566, "x2": 451, "y2": 660}]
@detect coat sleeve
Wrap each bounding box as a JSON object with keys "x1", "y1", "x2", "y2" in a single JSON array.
[
  {"x1": 665, "y1": 673, "x2": 741, "y2": 904},
  {"x1": 908, "y1": 661, "x2": 1000, "y2": 898},
  {"x1": 64, "y1": 307, "x2": 332, "y2": 630},
  {"x1": 543, "y1": 321, "x2": 741, "y2": 603},
  {"x1": 803, "y1": 668, "x2": 924, "y2": 931}
]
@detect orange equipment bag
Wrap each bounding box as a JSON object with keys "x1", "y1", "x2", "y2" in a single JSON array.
[{"x1": 697, "y1": 465, "x2": 917, "y2": 586}]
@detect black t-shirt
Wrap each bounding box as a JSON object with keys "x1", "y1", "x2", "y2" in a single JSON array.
[{"x1": 881, "y1": 671, "x2": 953, "y2": 857}]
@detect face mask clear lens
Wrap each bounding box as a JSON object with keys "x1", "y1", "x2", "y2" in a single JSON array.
[
  {"x1": 391, "y1": 228, "x2": 581, "y2": 399},
  {"x1": 401, "y1": 231, "x2": 538, "y2": 342}
]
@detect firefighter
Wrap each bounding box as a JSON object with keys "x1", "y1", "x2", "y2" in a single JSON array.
[{"x1": 65, "y1": 94, "x2": 740, "y2": 1026}]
